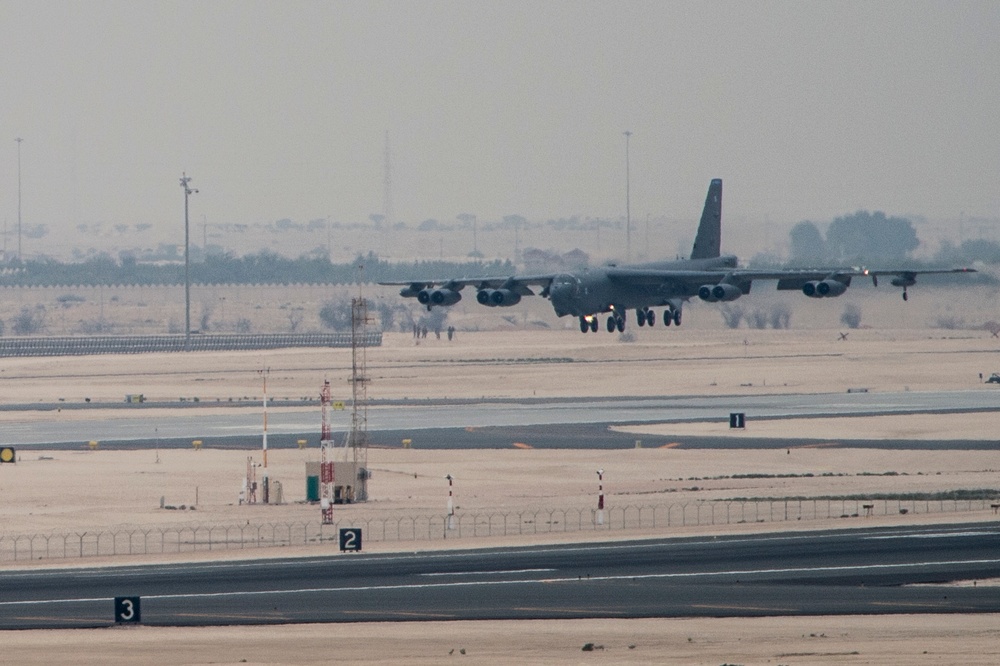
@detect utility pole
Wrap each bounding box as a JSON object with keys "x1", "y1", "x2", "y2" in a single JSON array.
[
  {"x1": 623, "y1": 131, "x2": 632, "y2": 263},
  {"x1": 15, "y1": 137, "x2": 23, "y2": 262},
  {"x1": 180, "y1": 173, "x2": 198, "y2": 347}
]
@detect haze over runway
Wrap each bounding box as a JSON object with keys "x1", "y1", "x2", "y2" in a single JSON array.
[{"x1": 5, "y1": 388, "x2": 1000, "y2": 449}]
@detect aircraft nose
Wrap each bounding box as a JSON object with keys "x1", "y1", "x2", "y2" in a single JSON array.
[{"x1": 547, "y1": 282, "x2": 575, "y2": 316}]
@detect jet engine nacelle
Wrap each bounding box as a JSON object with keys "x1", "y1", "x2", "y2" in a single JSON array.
[
  {"x1": 699, "y1": 284, "x2": 742, "y2": 302},
  {"x1": 476, "y1": 289, "x2": 495, "y2": 306},
  {"x1": 803, "y1": 279, "x2": 847, "y2": 298},
  {"x1": 489, "y1": 289, "x2": 521, "y2": 306},
  {"x1": 477, "y1": 288, "x2": 522, "y2": 307},
  {"x1": 430, "y1": 288, "x2": 462, "y2": 306},
  {"x1": 417, "y1": 289, "x2": 432, "y2": 305}
]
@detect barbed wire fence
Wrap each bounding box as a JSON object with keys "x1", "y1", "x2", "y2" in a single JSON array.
[{"x1": 2, "y1": 497, "x2": 996, "y2": 562}]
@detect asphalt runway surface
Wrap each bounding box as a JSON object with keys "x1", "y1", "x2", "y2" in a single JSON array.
[
  {"x1": 6, "y1": 389, "x2": 1000, "y2": 450},
  {"x1": 2, "y1": 523, "x2": 999, "y2": 629}
]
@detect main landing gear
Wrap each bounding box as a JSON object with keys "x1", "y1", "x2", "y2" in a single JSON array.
[
  {"x1": 578, "y1": 314, "x2": 624, "y2": 333},
  {"x1": 634, "y1": 306, "x2": 681, "y2": 328},
  {"x1": 579, "y1": 307, "x2": 681, "y2": 333},
  {"x1": 579, "y1": 316, "x2": 599, "y2": 333}
]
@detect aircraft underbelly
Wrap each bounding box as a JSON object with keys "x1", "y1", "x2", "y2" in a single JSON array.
[{"x1": 585, "y1": 283, "x2": 662, "y2": 313}]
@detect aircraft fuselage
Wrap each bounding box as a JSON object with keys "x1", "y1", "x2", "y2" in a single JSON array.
[{"x1": 548, "y1": 255, "x2": 738, "y2": 317}]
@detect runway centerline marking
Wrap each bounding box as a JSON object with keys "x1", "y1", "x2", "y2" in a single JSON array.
[{"x1": 419, "y1": 568, "x2": 555, "y2": 577}]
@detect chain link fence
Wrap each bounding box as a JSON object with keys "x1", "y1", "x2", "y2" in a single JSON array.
[
  {"x1": 3, "y1": 497, "x2": 996, "y2": 562},
  {"x1": 0, "y1": 332, "x2": 382, "y2": 357}
]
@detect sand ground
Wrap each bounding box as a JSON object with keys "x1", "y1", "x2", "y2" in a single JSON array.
[{"x1": 2, "y1": 327, "x2": 1000, "y2": 664}]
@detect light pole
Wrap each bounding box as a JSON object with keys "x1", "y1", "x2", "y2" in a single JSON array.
[
  {"x1": 446, "y1": 474, "x2": 455, "y2": 531},
  {"x1": 15, "y1": 137, "x2": 23, "y2": 262},
  {"x1": 596, "y1": 468, "x2": 605, "y2": 526},
  {"x1": 623, "y1": 130, "x2": 632, "y2": 263},
  {"x1": 180, "y1": 173, "x2": 198, "y2": 346}
]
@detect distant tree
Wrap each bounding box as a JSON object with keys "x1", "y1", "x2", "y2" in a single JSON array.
[
  {"x1": 24, "y1": 224, "x2": 48, "y2": 239},
  {"x1": 840, "y1": 303, "x2": 862, "y2": 328},
  {"x1": 826, "y1": 211, "x2": 919, "y2": 262},
  {"x1": 789, "y1": 221, "x2": 826, "y2": 263},
  {"x1": 746, "y1": 309, "x2": 768, "y2": 329},
  {"x1": 199, "y1": 303, "x2": 213, "y2": 332},
  {"x1": 11, "y1": 305, "x2": 45, "y2": 335},
  {"x1": 720, "y1": 304, "x2": 744, "y2": 329},
  {"x1": 318, "y1": 299, "x2": 353, "y2": 331},
  {"x1": 769, "y1": 303, "x2": 792, "y2": 329},
  {"x1": 286, "y1": 307, "x2": 304, "y2": 333},
  {"x1": 418, "y1": 308, "x2": 449, "y2": 334},
  {"x1": 935, "y1": 238, "x2": 1000, "y2": 264}
]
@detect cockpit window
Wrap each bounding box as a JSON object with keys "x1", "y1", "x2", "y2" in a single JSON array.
[{"x1": 553, "y1": 274, "x2": 579, "y2": 287}]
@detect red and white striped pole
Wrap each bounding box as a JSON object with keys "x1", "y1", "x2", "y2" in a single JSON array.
[
  {"x1": 596, "y1": 469, "x2": 605, "y2": 526},
  {"x1": 446, "y1": 474, "x2": 455, "y2": 531}
]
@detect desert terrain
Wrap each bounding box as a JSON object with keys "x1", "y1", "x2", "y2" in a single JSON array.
[{"x1": 1, "y1": 284, "x2": 999, "y2": 664}]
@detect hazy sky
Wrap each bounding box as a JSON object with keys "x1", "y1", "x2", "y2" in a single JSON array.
[{"x1": 1, "y1": 1, "x2": 998, "y2": 251}]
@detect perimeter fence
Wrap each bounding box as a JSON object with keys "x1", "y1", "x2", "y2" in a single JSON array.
[
  {"x1": 0, "y1": 332, "x2": 382, "y2": 357},
  {"x1": 3, "y1": 497, "x2": 996, "y2": 562}
]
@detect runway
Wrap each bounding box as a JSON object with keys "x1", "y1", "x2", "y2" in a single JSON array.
[
  {"x1": 5, "y1": 388, "x2": 1000, "y2": 449},
  {"x1": 1, "y1": 523, "x2": 998, "y2": 629}
]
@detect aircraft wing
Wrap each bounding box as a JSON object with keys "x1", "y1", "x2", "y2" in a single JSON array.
[
  {"x1": 379, "y1": 274, "x2": 555, "y2": 293},
  {"x1": 379, "y1": 274, "x2": 556, "y2": 308},
  {"x1": 607, "y1": 266, "x2": 976, "y2": 284},
  {"x1": 607, "y1": 265, "x2": 976, "y2": 301}
]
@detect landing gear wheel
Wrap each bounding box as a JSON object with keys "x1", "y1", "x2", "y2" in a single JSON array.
[
  {"x1": 673, "y1": 309, "x2": 682, "y2": 326},
  {"x1": 902, "y1": 289, "x2": 908, "y2": 301},
  {"x1": 616, "y1": 316, "x2": 625, "y2": 333},
  {"x1": 590, "y1": 317, "x2": 599, "y2": 332},
  {"x1": 637, "y1": 309, "x2": 646, "y2": 327},
  {"x1": 607, "y1": 316, "x2": 616, "y2": 333},
  {"x1": 664, "y1": 310, "x2": 672, "y2": 326},
  {"x1": 579, "y1": 317, "x2": 589, "y2": 333},
  {"x1": 646, "y1": 309, "x2": 655, "y2": 326}
]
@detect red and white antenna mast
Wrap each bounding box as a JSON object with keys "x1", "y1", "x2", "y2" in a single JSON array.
[{"x1": 320, "y1": 379, "x2": 334, "y2": 524}]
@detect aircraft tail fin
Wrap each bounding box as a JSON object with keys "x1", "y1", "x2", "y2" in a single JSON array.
[{"x1": 690, "y1": 178, "x2": 722, "y2": 260}]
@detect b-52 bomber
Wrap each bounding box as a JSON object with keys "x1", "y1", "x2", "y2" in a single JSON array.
[{"x1": 383, "y1": 179, "x2": 976, "y2": 333}]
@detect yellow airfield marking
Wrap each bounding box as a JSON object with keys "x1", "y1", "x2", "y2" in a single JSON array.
[
  {"x1": 690, "y1": 604, "x2": 799, "y2": 612},
  {"x1": 514, "y1": 607, "x2": 628, "y2": 616},
  {"x1": 512, "y1": 442, "x2": 534, "y2": 449},
  {"x1": 341, "y1": 610, "x2": 457, "y2": 619},
  {"x1": 869, "y1": 600, "x2": 959, "y2": 609},
  {"x1": 15, "y1": 616, "x2": 104, "y2": 623},
  {"x1": 176, "y1": 611, "x2": 291, "y2": 621},
  {"x1": 659, "y1": 442, "x2": 682, "y2": 449}
]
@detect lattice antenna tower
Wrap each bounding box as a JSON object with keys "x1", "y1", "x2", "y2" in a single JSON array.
[{"x1": 348, "y1": 264, "x2": 372, "y2": 499}]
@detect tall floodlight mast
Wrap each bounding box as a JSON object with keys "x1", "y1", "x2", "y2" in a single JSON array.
[
  {"x1": 15, "y1": 137, "x2": 23, "y2": 261},
  {"x1": 179, "y1": 173, "x2": 198, "y2": 347},
  {"x1": 623, "y1": 130, "x2": 632, "y2": 263}
]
